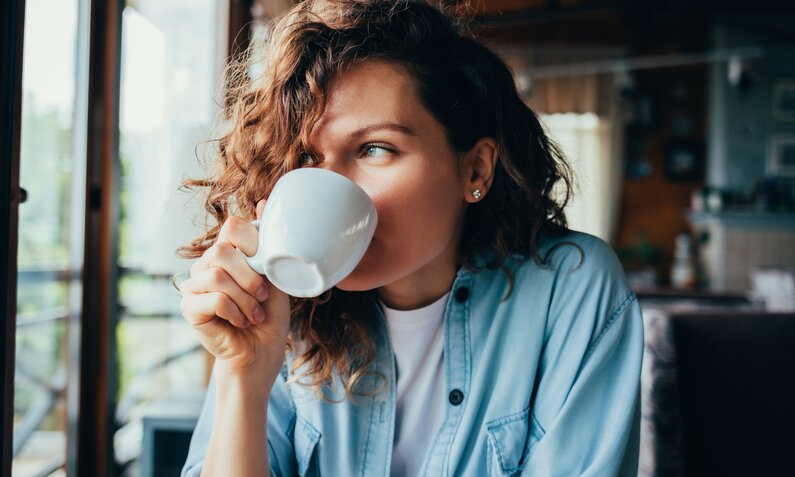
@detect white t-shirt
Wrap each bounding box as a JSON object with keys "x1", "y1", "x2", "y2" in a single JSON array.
[{"x1": 381, "y1": 292, "x2": 450, "y2": 477}]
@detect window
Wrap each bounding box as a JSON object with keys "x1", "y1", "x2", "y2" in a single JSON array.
[
  {"x1": 114, "y1": 0, "x2": 227, "y2": 471},
  {"x1": 10, "y1": 0, "x2": 233, "y2": 474},
  {"x1": 14, "y1": 0, "x2": 87, "y2": 475}
]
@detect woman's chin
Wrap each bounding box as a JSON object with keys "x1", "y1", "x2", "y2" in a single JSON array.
[
  {"x1": 335, "y1": 273, "x2": 376, "y2": 292},
  {"x1": 336, "y1": 261, "x2": 391, "y2": 292},
  {"x1": 334, "y1": 249, "x2": 384, "y2": 292}
]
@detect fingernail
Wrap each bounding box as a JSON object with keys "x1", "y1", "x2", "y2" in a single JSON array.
[
  {"x1": 253, "y1": 306, "x2": 265, "y2": 323},
  {"x1": 255, "y1": 284, "x2": 269, "y2": 301}
]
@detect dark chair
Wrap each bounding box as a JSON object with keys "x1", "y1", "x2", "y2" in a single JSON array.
[
  {"x1": 671, "y1": 311, "x2": 795, "y2": 477},
  {"x1": 636, "y1": 288, "x2": 755, "y2": 309}
]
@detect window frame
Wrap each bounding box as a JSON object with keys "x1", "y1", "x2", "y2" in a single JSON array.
[
  {"x1": 1, "y1": 0, "x2": 26, "y2": 474},
  {"x1": 75, "y1": 0, "x2": 124, "y2": 475}
]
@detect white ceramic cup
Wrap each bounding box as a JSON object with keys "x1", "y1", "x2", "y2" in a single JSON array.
[{"x1": 240, "y1": 168, "x2": 377, "y2": 297}]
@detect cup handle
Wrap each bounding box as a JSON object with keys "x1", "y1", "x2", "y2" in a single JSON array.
[{"x1": 238, "y1": 219, "x2": 266, "y2": 275}]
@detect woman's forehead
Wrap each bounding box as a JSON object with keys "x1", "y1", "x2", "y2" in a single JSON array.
[{"x1": 309, "y1": 60, "x2": 428, "y2": 142}]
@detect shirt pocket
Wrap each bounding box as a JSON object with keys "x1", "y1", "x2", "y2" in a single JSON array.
[
  {"x1": 294, "y1": 416, "x2": 322, "y2": 477},
  {"x1": 485, "y1": 407, "x2": 545, "y2": 476}
]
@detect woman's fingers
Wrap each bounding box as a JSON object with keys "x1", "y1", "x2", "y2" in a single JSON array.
[
  {"x1": 190, "y1": 216, "x2": 258, "y2": 274},
  {"x1": 195, "y1": 242, "x2": 269, "y2": 301},
  {"x1": 180, "y1": 290, "x2": 251, "y2": 330},
  {"x1": 217, "y1": 215, "x2": 259, "y2": 256},
  {"x1": 189, "y1": 216, "x2": 269, "y2": 301},
  {"x1": 182, "y1": 267, "x2": 265, "y2": 326},
  {"x1": 182, "y1": 210, "x2": 271, "y2": 333}
]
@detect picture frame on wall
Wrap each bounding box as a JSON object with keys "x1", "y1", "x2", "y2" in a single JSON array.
[
  {"x1": 772, "y1": 80, "x2": 795, "y2": 122},
  {"x1": 768, "y1": 134, "x2": 795, "y2": 177}
]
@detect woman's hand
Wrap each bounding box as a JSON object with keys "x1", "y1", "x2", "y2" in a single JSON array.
[{"x1": 179, "y1": 200, "x2": 290, "y2": 383}]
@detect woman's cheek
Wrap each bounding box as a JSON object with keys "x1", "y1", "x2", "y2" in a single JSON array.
[{"x1": 369, "y1": 191, "x2": 399, "y2": 235}]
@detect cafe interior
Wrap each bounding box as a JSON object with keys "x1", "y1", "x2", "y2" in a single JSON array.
[{"x1": 2, "y1": 0, "x2": 794, "y2": 476}]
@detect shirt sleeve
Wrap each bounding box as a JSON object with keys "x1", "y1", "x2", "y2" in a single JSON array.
[
  {"x1": 180, "y1": 364, "x2": 297, "y2": 477},
  {"x1": 521, "y1": 239, "x2": 644, "y2": 476}
]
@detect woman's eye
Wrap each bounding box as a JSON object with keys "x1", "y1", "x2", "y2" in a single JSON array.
[
  {"x1": 298, "y1": 152, "x2": 317, "y2": 167},
  {"x1": 361, "y1": 144, "x2": 394, "y2": 159}
]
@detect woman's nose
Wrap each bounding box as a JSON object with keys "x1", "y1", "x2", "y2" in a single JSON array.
[
  {"x1": 314, "y1": 157, "x2": 371, "y2": 196},
  {"x1": 316, "y1": 155, "x2": 352, "y2": 179}
]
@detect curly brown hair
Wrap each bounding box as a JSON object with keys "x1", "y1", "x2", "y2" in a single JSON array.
[{"x1": 178, "y1": 0, "x2": 572, "y2": 399}]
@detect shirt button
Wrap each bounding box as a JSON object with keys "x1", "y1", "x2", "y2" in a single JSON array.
[
  {"x1": 454, "y1": 286, "x2": 469, "y2": 303},
  {"x1": 449, "y1": 389, "x2": 464, "y2": 405}
]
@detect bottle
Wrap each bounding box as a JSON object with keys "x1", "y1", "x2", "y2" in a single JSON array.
[{"x1": 671, "y1": 233, "x2": 696, "y2": 289}]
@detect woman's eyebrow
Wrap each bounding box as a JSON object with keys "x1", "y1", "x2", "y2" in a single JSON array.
[{"x1": 348, "y1": 122, "x2": 417, "y2": 140}]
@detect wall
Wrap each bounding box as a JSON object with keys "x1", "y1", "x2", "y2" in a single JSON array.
[
  {"x1": 614, "y1": 64, "x2": 708, "y2": 285},
  {"x1": 481, "y1": 6, "x2": 795, "y2": 287},
  {"x1": 707, "y1": 25, "x2": 795, "y2": 191}
]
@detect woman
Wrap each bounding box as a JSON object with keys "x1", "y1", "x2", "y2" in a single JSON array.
[{"x1": 179, "y1": 1, "x2": 643, "y2": 476}]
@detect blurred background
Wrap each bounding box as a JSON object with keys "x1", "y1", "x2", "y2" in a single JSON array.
[{"x1": 2, "y1": 0, "x2": 794, "y2": 476}]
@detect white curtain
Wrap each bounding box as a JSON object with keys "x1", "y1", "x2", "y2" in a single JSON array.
[
  {"x1": 541, "y1": 102, "x2": 624, "y2": 243},
  {"x1": 500, "y1": 46, "x2": 626, "y2": 244}
]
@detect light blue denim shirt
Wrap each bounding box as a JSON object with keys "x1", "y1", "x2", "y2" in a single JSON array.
[{"x1": 182, "y1": 231, "x2": 644, "y2": 476}]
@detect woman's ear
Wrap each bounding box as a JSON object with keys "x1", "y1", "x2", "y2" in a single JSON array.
[{"x1": 462, "y1": 137, "x2": 498, "y2": 203}]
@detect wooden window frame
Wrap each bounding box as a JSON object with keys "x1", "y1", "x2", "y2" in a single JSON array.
[
  {"x1": 1, "y1": 0, "x2": 25, "y2": 475},
  {"x1": 76, "y1": 0, "x2": 124, "y2": 475}
]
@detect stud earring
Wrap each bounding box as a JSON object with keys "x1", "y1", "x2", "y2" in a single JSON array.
[{"x1": 472, "y1": 189, "x2": 482, "y2": 200}]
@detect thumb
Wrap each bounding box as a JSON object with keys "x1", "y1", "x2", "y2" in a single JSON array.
[{"x1": 256, "y1": 199, "x2": 267, "y2": 220}]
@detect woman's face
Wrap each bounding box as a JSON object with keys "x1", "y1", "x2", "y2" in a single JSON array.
[{"x1": 301, "y1": 60, "x2": 468, "y2": 297}]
